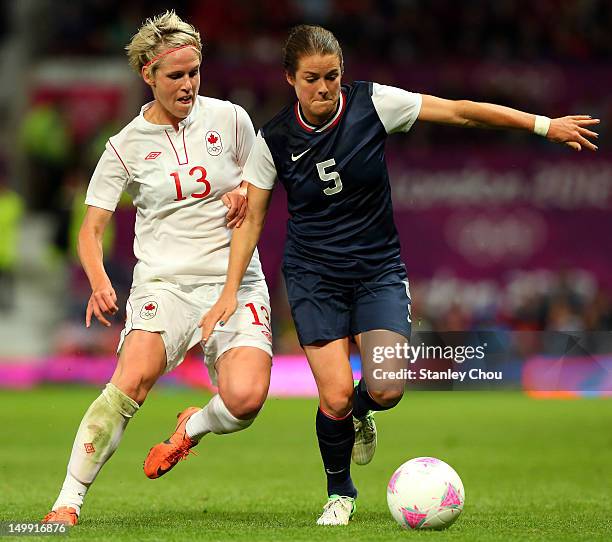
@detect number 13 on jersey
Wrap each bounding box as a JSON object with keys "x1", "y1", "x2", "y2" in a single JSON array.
[{"x1": 170, "y1": 166, "x2": 211, "y2": 201}]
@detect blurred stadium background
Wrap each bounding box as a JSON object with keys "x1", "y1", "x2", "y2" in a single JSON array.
[
  {"x1": 1, "y1": 2, "x2": 612, "y2": 539},
  {"x1": 0, "y1": 0, "x2": 611, "y2": 393}
]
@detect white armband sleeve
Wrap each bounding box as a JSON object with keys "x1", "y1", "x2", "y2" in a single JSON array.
[
  {"x1": 372, "y1": 82, "x2": 422, "y2": 134},
  {"x1": 242, "y1": 131, "x2": 277, "y2": 190},
  {"x1": 85, "y1": 141, "x2": 130, "y2": 211}
]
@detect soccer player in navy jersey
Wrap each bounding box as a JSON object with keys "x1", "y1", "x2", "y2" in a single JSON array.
[{"x1": 200, "y1": 25, "x2": 599, "y2": 525}]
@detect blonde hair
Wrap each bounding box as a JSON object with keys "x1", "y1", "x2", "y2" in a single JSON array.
[{"x1": 125, "y1": 10, "x2": 203, "y2": 75}]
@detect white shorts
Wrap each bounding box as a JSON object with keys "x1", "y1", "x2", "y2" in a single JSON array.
[{"x1": 117, "y1": 280, "x2": 272, "y2": 383}]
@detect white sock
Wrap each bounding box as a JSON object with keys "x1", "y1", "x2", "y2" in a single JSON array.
[
  {"x1": 52, "y1": 383, "x2": 139, "y2": 514},
  {"x1": 185, "y1": 394, "x2": 254, "y2": 440}
]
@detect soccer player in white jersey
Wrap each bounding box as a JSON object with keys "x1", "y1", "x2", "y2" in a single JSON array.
[
  {"x1": 200, "y1": 25, "x2": 600, "y2": 525},
  {"x1": 42, "y1": 11, "x2": 272, "y2": 526}
]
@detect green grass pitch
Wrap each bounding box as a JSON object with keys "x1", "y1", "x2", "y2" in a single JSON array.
[{"x1": 1, "y1": 387, "x2": 611, "y2": 541}]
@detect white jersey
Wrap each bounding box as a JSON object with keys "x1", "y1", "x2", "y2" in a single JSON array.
[{"x1": 85, "y1": 96, "x2": 264, "y2": 286}]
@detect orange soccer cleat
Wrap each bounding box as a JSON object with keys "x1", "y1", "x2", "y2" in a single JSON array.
[
  {"x1": 41, "y1": 506, "x2": 78, "y2": 526},
  {"x1": 144, "y1": 406, "x2": 200, "y2": 479}
]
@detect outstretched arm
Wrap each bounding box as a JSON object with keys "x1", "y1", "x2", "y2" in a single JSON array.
[
  {"x1": 199, "y1": 183, "x2": 273, "y2": 342},
  {"x1": 418, "y1": 95, "x2": 600, "y2": 151}
]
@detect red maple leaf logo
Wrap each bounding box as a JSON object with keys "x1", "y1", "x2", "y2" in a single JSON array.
[
  {"x1": 144, "y1": 303, "x2": 155, "y2": 311},
  {"x1": 207, "y1": 133, "x2": 218, "y2": 144}
]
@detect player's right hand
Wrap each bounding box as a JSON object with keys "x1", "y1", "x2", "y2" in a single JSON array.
[
  {"x1": 221, "y1": 183, "x2": 248, "y2": 229},
  {"x1": 199, "y1": 291, "x2": 238, "y2": 345},
  {"x1": 86, "y1": 281, "x2": 119, "y2": 328}
]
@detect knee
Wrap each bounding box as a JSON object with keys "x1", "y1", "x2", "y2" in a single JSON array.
[
  {"x1": 320, "y1": 386, "x2": 354, "y2": 418},
  {"x1": 369, "y1": 388, "x2": 403, "y2": 408},
  {"x1": 113, "y1": 334, "x2": 165, "y2": 405},
  {"x1": 222, "y1": 383, "x2": 268, "y2": 420},
  {"x1": 112, "y1": 372, "x2": 156, "y2": 405}
]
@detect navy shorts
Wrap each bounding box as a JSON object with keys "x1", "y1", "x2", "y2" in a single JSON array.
[{"x1": 282, "y1": 265, "x2": 412, "y2": 346}]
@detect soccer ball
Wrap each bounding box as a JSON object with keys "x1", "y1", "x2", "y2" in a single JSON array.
[{"x1": 387, "y1": 457, "x2": 465, "y2": 530}]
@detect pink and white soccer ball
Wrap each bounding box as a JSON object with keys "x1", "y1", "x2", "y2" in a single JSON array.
[{"x1": 387, "y1": 457, "x2": 465, "y2": 530}]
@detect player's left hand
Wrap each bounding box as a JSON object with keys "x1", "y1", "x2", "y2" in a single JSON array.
[
  {"x1": 199, "y1": 290, "x2": 238, "y2": 345},
  {"x1": 548, "y1": 115, "x2": 600, "y2": 151},
  {"x1": 222, "y1": 183, "x2": 248, "y2": 228}
]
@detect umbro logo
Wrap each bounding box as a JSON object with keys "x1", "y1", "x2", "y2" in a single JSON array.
[
  {"x1": 291, "y1": 148, "x2": 312, "y2": 161},
  {"x1": 145, "y1": 151, "x2": 161, "y2": 160}
]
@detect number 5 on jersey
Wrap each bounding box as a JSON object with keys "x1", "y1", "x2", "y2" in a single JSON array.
[
  {"x1": 316, "y1": 159, "x2": 343, "y2": 196},
  {"x1": 171, "y1": 166, "x2": 211, "y2": 201}
]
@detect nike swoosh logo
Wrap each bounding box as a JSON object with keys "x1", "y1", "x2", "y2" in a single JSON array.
[
  {"x1": 325, "y1": 468, "x2": 346, "y2": 475},
  {"x1": 291, "y1": 148, "x2": 312, "y2": 161}
]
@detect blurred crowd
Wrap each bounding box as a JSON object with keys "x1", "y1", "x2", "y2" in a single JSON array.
[
  {"x1": 412, "y1": 269, "x2": 612, "y2": 333},
  {"x1": 54, "y1": 265, "x2": 612, "y2": 356},
  {"x1": 38, "y1": 1, "x2": 612, "y2": 62},
  {"x1": 0, "y1": 1, "x2": 610, "y2": 357}
]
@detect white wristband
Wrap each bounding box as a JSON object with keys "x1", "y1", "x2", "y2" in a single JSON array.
[{"x1": 533, "y1": 115, "x2": 551, "y2": 137}]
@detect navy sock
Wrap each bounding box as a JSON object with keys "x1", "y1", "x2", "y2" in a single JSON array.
[
  {"x1": 316, "y1": 408, "x2": 357, "y2": 498},
  {"x1": 352, "y1": 378, "x2": 397, "y2": 419}
]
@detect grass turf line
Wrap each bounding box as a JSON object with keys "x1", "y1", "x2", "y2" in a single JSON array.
[{"x1": 0, "y1": 387, "x2": 611, "y2": 541}]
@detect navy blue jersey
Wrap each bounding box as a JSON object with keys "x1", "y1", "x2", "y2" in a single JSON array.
[{"x1": 248, "y1": 81, "x2": 421, "y2": 279}]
